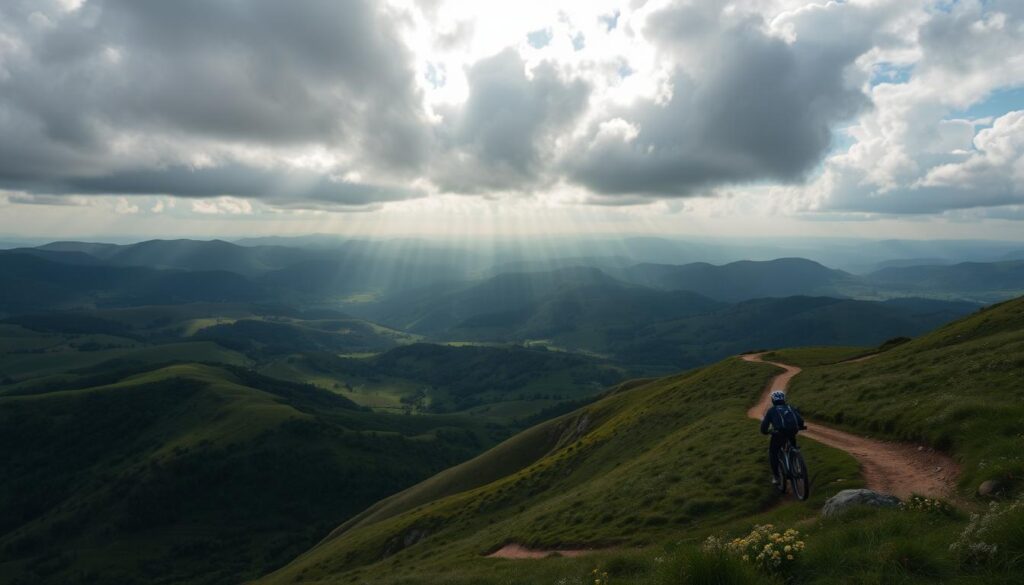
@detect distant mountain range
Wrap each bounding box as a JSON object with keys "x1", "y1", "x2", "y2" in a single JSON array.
[
  {"x1": 2, "y1": 240, "x2": 1008, "y2": 371},
  {"x1": 4, "y1": 238, "x2": 1024, "y2": 308},
  {"x1": 865, "y1": 260, "x2": 1024, "y2": 294},
  {"x1": 617, "y1": 257, "x2": 857, "y2": 301}
]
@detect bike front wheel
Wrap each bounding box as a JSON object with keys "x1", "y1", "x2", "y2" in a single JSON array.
[{"x1": 789, "y1": 449, "x2": 810, "y2": 501}]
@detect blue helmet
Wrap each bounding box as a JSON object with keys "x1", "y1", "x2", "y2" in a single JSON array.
[{"x1": 770, "y1": 390, "x2": 786, "y2": 405}]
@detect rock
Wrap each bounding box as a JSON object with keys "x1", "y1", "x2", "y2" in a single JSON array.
[
  {"x1": 822, "y1": 489, "x2": 901, "y2": 518},
  {"x1": 978, "y1": 479, "x2": 1005, "y2": 498}
]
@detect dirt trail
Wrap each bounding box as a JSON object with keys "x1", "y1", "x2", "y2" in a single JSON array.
[
  {"x1": 487, "y1": 544, "x2": 593, "y2": 559},
  {"x1": 489, "y1": 353, "x2": 961, "y2": 560},
  {"x1": 743, "y1": 353, "x2": 959, "y2": 500}
]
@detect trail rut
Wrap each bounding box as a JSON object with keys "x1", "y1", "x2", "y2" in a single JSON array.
[{"x1": 743, "y1": 353, "x2": 959, "y2": 500}]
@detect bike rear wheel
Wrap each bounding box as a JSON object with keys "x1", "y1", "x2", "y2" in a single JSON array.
[
  {"x1": 774, "y1": 451, "x2": 788, "y2": 494},
  {"x1": 789, "y1": 449, "x2": 810, "y2": 501}
]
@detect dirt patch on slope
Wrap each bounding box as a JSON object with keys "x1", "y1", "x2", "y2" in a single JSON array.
[{"x1": 487, "y1": 543, "x2": 595, "y2": 559}]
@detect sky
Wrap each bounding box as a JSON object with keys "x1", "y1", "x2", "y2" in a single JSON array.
[{"x1": 0, "y1": 0, "x2": 1023, "y2": 240}]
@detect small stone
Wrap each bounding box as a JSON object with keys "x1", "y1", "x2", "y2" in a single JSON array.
[{"x1": 978, "y1": 479, "x2": 1005, "y2": 498}]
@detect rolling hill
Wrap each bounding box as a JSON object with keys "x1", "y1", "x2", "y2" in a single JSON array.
[
  {"x1": 356, "y1": 265, "x2": 977, "y2": 373},
  {"x1": 256, "y1": 295, "x2": 1024, "y2": 585},
  {"x1": 0, "y1": 363, "x2": 510, "y2": 585},
  {"x1": 0, "y1": 304, "x2": 620, "y2": 421},
  {"x1": 619, "y1": 258, "x2": 858, "y2": 301},
  {"x1": 270, "y1": 343, "x2": 625, "y2": 416},
  {"x1": 611, "y1": 295, "x2": 978, "y2": 370},
  {"x1": 866, "y1": 260, "x2": 1024, "y2": 300},
  {"x1": 0, "y1": 253, "x2": 265, "y2": 315},
  {"x1": 255, "y1": 356, "x2": 861, "y2": 584},
  {"x1": 358, "y1": 267, "x2": 637, "y2": 334},
  {"x1": 36, "y1": 239, "x2": 314, "y2": 277}
]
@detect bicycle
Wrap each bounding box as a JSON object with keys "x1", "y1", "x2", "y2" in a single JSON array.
[{"x1": 773, "y1": 429, "x2": 810, "y2": 501}]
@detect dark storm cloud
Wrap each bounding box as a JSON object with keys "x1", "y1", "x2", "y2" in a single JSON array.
[
  {"x1": 14, "y1": 164, "x2": 424, "y2": 206},
  {"x1": 566, "y1": 3, "x2": 873, "y2": 197},
  {"x1": 432, "y1": 49, "x2": 590, "y2": 193},
  {"x1": 0, "y1": 0, "x2": 429, "y2": 203}
]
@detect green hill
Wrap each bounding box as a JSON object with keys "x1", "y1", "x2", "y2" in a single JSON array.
[
  {"x1": 780, "y1": 297, "x2": 1024, "y2": 491},
  {"x1": 364, "y1": 267, "x2": 637, "y2": 334},
  {"x1": 0, "y1": 254, "x2": 266, "y2": 315},
  {"x1": 269, "y1": 343, "x2": 625, "y2": 416},
  {"x1": 256, "y1": 359, "x2": 861, "y2": 584},
  {"x1": 35, "y1": 239, "x2": 315, "y2": 277},
  {"x1": 0, "y1": 364, "x2": 509, "y2": 585},
  {"x1": 362, "y1": 267, "x2": 974, "y2": 373},
  {"x1": 615, "y1": 296, "x2": 977, "y2": 370},
  {"x1": 257, "y1": 296, "x2": 1024, "y2": 585},
  {"x1": 866, "y1": 260, "x2": 1024, "y2": 300},
  {"x1": 620, "y1": 258, "x2": 858, "y2": 301}
]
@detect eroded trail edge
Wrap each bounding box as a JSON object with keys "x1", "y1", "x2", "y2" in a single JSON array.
[
  {"x1": 487, "y1": 544, "x2": 593, "y2": 559},
  {"x1": 742, "y1": 353, "x2": 959, "y2": 500}
]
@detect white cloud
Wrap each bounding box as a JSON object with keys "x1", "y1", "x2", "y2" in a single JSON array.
[
  {"x1": 113, "y1": 196, "x2": 138, "y2": 214},
  {"x1": 191, "y1": 197, "x2": 254, "y2": 215}
]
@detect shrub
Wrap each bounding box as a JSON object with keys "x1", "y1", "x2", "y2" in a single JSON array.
[
  {"x1": 704, "y1": 524, "x2": 805, "y2": 574},
  {"x1": 899, "y1": 495, "x2": 956, "y2": 516},
  {"x1": 950, "y1": 496, "x2": 1024, "y2": 566}
]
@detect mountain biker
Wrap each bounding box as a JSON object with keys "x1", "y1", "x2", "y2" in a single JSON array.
[{"x1": 760, "y1": 390, "x2": 806, "y2": 485}]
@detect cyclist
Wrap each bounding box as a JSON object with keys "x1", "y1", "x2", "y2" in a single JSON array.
[{"x1": 760, "y1": 390, "x2": 806, "y2": 485}]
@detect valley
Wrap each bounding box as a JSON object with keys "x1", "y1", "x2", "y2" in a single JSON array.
[{"x1": 1, "y1": 237, "x2": 1023, "y2": 584}]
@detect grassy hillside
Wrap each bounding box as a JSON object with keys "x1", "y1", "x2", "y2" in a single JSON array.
[
  {"x1": 0, "y1": 304, "x2": 619, "y2": 421},
  {"x1": 271, "y1": 344, "x2": 625, "y2": 415},
  {"x1": 258, "y1": 296, "x2": 1024, "y2": 585},
  {"x1": 0, "y1": 364, "x2": 509, "y2": 585},
  {"x1": 612, "y1": 296, "x2": 975, "y2": 371},
  {"x1": 257, "y1": 358, "x2": 862, "y2": 584},
  {"x1": 786, "y1": 297, "x2": 1024, "y2": 492}
]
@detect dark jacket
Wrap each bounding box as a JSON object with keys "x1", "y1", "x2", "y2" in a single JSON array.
[{"x1": 760, "y1": 403, "x2": 805, "y2": 435}]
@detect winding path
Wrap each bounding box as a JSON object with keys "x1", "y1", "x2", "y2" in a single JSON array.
[
  {"x1": 743, "y1": 353, "x2": 959, "y2": 500},
  {"x1": 488, "y1": 353, "x2": 961, "y2": 559}
]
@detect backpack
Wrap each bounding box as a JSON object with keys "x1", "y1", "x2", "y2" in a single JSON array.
[{"x1": 775, "y1": 405, "x2": 800, "y2": 433}]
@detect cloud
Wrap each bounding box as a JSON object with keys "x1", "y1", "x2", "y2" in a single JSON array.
[
  {"x1": 10, "y1": 163, "x2": 426, "y2": 207},
  {"x1": 820, "y1": 110, "x2": 1024, "y2": 214},
  {"x1": 0, "y1": 0, "x2": 429, "y2": 207},
  {"x1": 191, "y1": 197, "x2": 253, "y2": 215},
  {"x1": 431, "y1": 49, "x2": 590, "y2": 193},
  {"x1": 807, "y1": 0, "x2": 1024, "y2": 216},
  {"x1": 564, "y1": 0, "x2": 882, "y2": 197},
  {"x1": 0, "y1": 0, "x2": 1022, "y2": 222}
]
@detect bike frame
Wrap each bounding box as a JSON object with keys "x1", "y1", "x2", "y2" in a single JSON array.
[{"x1": 774, "y1": 433, "x2": 809, "y2": 500}]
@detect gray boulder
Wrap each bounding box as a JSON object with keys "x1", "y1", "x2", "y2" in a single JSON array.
[
  {"x1": 978, "y1": 479, "x2": 1005, "y2": 498},
  {"x1": 822, "y1": 489, "x2": 901, "y2": 518}
]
